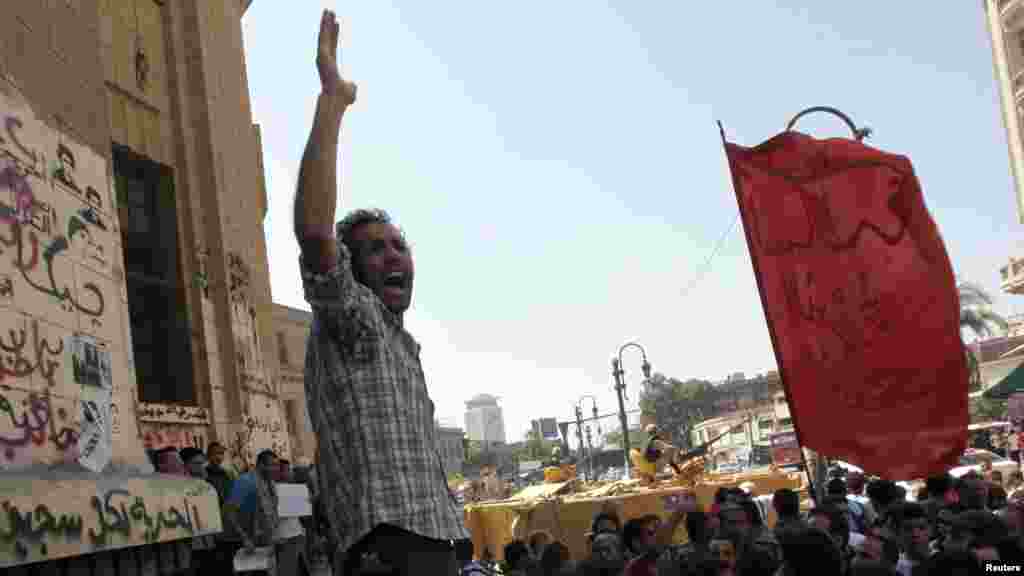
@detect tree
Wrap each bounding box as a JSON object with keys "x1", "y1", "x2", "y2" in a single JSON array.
[
  {"x1": 639, "y1": 374, "x2": 717, "y2": 449},
  {"x1": 464, "y1": 437, "x2": 485, "y2": 466},
  {"x1": 517, "y1": 430, "x2": 555, "y2": 460},
  {"x1": 959, "y1": 281, "x2": 1009, "y2": 390},
  {"x1": 603, "y1": 428, "x2": 646, "y2": 449}
]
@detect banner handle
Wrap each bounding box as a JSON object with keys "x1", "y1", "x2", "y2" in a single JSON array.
[{"x1": 785, "y1": 107, "x2": 872, "y2": 142}]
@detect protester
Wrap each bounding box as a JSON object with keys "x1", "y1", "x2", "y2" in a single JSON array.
[
  {"x1": 296, "y1": 11, "x2": 468, "y2": 575},
  {"x1": 225, "y1": 449, "x2": 281, "y2": 552}
]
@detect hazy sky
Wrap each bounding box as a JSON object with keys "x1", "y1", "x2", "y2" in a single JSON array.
[{"x1": 243, "y1": 1, "x2": 1024, "y2": 443}]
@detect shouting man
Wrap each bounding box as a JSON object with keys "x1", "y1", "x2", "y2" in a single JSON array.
[{"x1": 295, "y1": 10, "x2": 469, "y2": 576}]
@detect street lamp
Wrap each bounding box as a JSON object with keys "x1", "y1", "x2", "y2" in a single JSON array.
[
  {"x1": 612, "y1": 342, "x2": 652, "y2": 480},
  {"x1": 575, "y1": 395, "x2": 599, "y2": 482}
]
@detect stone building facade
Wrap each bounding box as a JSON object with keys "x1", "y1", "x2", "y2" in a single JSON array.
[{"x1": 0, "y1": 1, "x2": 315, "y2": 572}]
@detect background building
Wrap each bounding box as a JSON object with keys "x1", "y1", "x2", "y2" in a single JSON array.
[
  {"x1": 688, "y1": 371, "x2": 787, "y2": 470},
  {"x1": 984, "y1": 0, "x2": 1024, "y2": 222},
  {"x1": 436, "y1": 425, "x2": 465, "y2": 477},
  {"x1": 531, "y1": 417, "x2": 560, "y2": 441},
  {"x1": 465, "y1": 393, "x2": 507, "y2": 447}
]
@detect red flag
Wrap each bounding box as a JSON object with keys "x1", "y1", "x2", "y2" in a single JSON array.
[{"x1": 722, "y1": 129, "x2": 968, "y2": 480}]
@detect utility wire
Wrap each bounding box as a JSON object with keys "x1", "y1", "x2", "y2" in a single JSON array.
[{"x1": 680, "y1": 211, "x2": 740, "y2": 299}]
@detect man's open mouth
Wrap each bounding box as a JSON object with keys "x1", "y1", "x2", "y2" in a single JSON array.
[{"x1": 382, "y1": 271, "x2": 406, "y2": 291}]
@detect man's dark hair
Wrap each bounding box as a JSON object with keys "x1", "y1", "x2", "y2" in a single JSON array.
[
  {"x1": 736, "y1": 546, "x2": 779, "y2": 576},
  {"x1": 336, "y1": 208, "x2": 404, "y2": 283},
  {"x1": 773, "y1": 488, "x2": 800, "y2": 519},
  {"x1": 922, "y1": 549, "x2": 981, "y2": 575},
  {"x1": 503, "y1": 540, "x2": 529, "y2": 570},
  {"x1": 621, "y1": 518, "x2": 652, "y2": 555},
  {"x1": 925, "y1": 473, "x2": 953, "y2": 499},
  {"x1": 256, "y1": 450, "x2": 277, "y2": 467},
  {"x1": 866, "y1": 479, "x2": 899, "y2": 508},
  {"x1": 887, "y1": 501, "x2": 927, "y2": 534},
  {"x1": 778, "y1": 528, "x2": 842, "y2": 576},
  {"x1": 740, "y1": 499, "x2": 763, "y2": 526},
  {"x1": 207, "y1": 442, "x2": 224, "y2": 453},
  {"x1": 826, "y1": 477, "x2": 847, "y2": 496},
  {"x1": 684, "y1": 510, "x2": 708, "y2": 546},
  {"x1": 590, "y1": 512, "x2": 620, "y2": 535},
  {"x1": 811, "y1": 504, "x2": 848, "y2": 538},
  {"x1": 179, "y1": 447, "x2": 203, "y2": 464}
]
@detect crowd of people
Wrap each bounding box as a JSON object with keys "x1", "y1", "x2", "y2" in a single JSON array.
[
  {"x1": 147, "y1": 443, "x2": 331, "y2": 575},
  {"x1": 462, "y1": 467, "x2": 1024, "y2": 575}
]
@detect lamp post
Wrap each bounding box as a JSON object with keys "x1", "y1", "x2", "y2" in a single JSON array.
[
  {"x1": 575, "y1": 395, "x2": 599, "y2": 482},
  {"x1": 585, "y1": 425, "x2": 594, "y2": 480},
  {"x1": 611, "y1": 342, "x2": 652, "y2": 480}
]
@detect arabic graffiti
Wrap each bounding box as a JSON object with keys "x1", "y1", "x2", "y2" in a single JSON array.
[
  {"x1": 137, "y1": 403, "x2": 210, "y2": 424},
  {"x1": 0, "y1": 274, "x2": 11, "y2": 305},
  {"x1": 227, "y1": 424, "x2": 255, "y2": 472},
  {"x1": 244, "y1": 415, "x2": 283, "y2": 436},
  {"x1": 0, "y1": 114, "x2": 107, "y2": 319},
  {"x1": 0, "y1": 500, "x2": 83, "y2": 559},
  {"x1": 140, "y1": 424, "x2": 207, "y2": 453},
  {"x1": 227, "y1": 251, "x2": 250, "y2": 305},
  {"x1": 0, "y1": 156, "x2": 34, "y2": 225},
  {"x1": 194, "y1": 244, "x2": 210, "y2": 299},
  {"x1": 0, "y1": 488, "x2": 203, "y2": 560},
  {"x1": 89, "y1": 489, "x2": 201, "y2": 548},
  {"x1": 0, "y1": 318, "x2": 63, "y2": 386},
  {"x1": 0, "y1": 392, "x2": 79, "y2": 462}
]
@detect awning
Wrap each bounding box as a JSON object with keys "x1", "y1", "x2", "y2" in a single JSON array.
[{"x1": 982, "y1": 361, "x2": 1024, "y2": 400}]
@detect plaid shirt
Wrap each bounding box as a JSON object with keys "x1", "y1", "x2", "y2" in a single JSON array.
[{"x1": 302, "y1": 239, "x2": 468, "y2": 555}]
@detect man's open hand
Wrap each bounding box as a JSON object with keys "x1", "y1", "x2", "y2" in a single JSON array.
[{"x1": 316, "y1": 10, "x2": 357, "y2": 106}]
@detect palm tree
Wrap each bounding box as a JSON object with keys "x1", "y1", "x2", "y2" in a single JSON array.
[
  {"x1": 959, "y1": 281, "x2": 1009, "y2": 390},
  {"x1": 959, "y1": 281, "x2": 1009, "y2": 341}
]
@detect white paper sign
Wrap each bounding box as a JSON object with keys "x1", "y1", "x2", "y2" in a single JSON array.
[
  {"x1": 70, "y1": 334, "x2": 114, "y2": 472},
  {"x1": 78, "y1": 385, "x2": 112, "y2": 473},
  {"x1": 276, "y1": 483, "x2": 312, "y2": 518}
]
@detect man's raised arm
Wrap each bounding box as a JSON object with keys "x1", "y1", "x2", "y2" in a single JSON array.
[{"x1": 294, "y1": 10, "x2": 357, "y2": 273}]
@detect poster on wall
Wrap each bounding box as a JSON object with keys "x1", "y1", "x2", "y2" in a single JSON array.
[
  {"x1": 70, "y1": 335, "x2": 113, "y2": 472},
  {"x1": 70, "y1": 334, "x2": 113, "y2": 390}
]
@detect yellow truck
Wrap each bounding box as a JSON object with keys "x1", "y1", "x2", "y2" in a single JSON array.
[{"x1": 464, "y1": 467, "x2": 805, "y2": 562}]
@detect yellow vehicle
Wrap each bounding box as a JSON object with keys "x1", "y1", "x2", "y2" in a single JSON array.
[{"x1": 464, "y1": 466, "x2": 804, "y2": 562}]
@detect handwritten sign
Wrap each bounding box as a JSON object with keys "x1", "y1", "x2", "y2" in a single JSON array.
[
  {"x1": 276, "y1": 483, "x2": 312, "y2": 518},
  {"x1": 723, "y1": 129, "x2": 968, "y2": 480},
  {"x1": 0, "y1": 475, "x2": 221, "y2": 568}
]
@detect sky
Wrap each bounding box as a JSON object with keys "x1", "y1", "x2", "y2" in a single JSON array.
[{"x1": 242, "y1": 1, "x2": 1024, "y2": 444}]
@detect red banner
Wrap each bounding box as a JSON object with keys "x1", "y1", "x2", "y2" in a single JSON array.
[{"x1": 723, "y1": 130, "x2": 968, "y2": 480}]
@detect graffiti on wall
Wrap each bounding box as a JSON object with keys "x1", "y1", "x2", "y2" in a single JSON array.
[
  {"x1": 0, "y1": 318, "x2": 64, "y2": 387},
  {"x1": 227, "y1": 252, "x2": 250, "y2": 306},
  {"x1": 0, "y1": 391, "x2": 80, "y2": 468},
  {"x1": 136, "y1": 403, "x2": 209, "y2": 425},
  {"x1": 0, "y1": 478, "x2": 220, "y2": 566},
  {"x1": 0, "y1": 114, "x2": 110, "y2": 326},
  {"x1": 0, "y1": 88, "x2": 139, "y2": 474},
  {"x1": 193, "y1": 244, "x2": 209, "y2": 299},
  {"x1": 139, "y1": 423, "x2": 207, "y2": 453}
]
